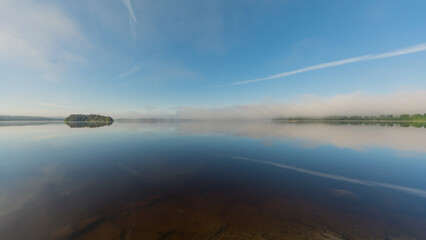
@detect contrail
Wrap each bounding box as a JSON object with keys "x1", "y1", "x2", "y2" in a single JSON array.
[
  {"x1": 122, "y1": 0, "x2": 137, "y2": 23},
  {"x1": 215, "y1": 154, "x2": 426, "y2": 198},
  {"x1": 118, "y1": 63, "x2": 143, "y2": 79},
  {"x1": 218, "y1": 43, "x2": 426, "y2": 87}
]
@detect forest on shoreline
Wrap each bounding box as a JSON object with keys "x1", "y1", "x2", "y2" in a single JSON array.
[{"x1": 274, "y1": 114, "x2": 426, "y2": 122}]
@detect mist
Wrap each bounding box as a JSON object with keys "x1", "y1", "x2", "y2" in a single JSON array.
[{"x1": 174, "y1": 90, "x2": 426, "y2": 120}]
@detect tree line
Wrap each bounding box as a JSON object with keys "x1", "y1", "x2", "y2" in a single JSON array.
[
  {"x1": 276, "y1": 114, "x2": 426, "y2": 122},
  {"x1": 0, "y1": 115, "x2": 59, "y2": 121},
  {"x1": 64, "y1": 114, "x2": 114, "y2": 123}
]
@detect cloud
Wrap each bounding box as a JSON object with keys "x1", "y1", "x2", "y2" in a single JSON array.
[
  {"x1": 121, "y1": 0, "x2": 137, "y2": 23},
  {"x1": 0, "y1": 0, "x2": 87, "y2": 81},
  {"x1": 118, "y1": 63, "x2": 144, "y2": 79},
  {"x1": 220, "y1": 43, "x2": 426, "y2": 87},
  {"x1": 117, "y1": 58, "x2": 201, "y2": 87},
  {"x1": 31, "y1": 101, "x2": 73, "y2": 109},
  {"x1": 115, "y1": 1, "x2": 227, "y2": 52},
  {"x1": 121, "y1": 0, "x2": 137, "y2": 43},
  {"x1": 176, "y1": 90, "x2": 426, "y2": 119}
]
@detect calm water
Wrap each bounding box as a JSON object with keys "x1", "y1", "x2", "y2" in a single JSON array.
[{"x1": 1, "y1": 121, "x2": 426, "y2": 240}]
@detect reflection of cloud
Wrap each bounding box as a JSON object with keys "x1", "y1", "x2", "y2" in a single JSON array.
[
  {"x1": 174, "y1": 121, "x2": 426, "y2": 153},
  {"x1": 116, "y1": 163, "x2": 143, "y2": 178},
  {"x1": 330, "y1": 189, "x2": 359, "y2": 199},
  {"x1": 218, "y1": 154, "x2": 426, "y2": 198},
  {"x1": 34, "y1": 133, "x2": 70, "y2": 140},
  {"x1": 0, "y1": 164, "x2": 62, "y2": 220}
]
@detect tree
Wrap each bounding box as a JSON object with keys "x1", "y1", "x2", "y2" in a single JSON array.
[{"x1": 64, "y1": 114, "x2": 114, "y2": 123}]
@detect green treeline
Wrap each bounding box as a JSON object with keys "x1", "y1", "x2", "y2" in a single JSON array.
[
  {"x1": 64, "y1": 114, "x2": 114, "y2": 123},
  {"x1": 276, "y1": 114, "x2": 426, "y2": 122}
]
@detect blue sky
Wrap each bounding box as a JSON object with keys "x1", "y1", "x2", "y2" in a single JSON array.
[{"x1": 1, "y1": 0, "x2": 426, "y2": 117}]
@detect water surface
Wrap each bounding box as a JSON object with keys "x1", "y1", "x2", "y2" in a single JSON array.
[{"x1": 1, "y1": 121, "x2": 426, "y2": 240}]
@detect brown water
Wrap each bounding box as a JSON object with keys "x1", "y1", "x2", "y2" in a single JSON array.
[{"x1": 1, "y1": 121, "x2": 426, "y2": 239}]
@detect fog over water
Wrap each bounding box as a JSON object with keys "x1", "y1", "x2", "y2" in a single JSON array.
[{"x1": 171, "y1": 90, "x2": 426, "y2": 120}]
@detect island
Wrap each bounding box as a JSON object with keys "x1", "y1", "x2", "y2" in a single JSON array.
[{"x1": 64, "y1": 114, "x2": 114, "y2": 128}]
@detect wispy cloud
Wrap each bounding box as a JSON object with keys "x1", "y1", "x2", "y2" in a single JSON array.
[
  {"x1": 219, "y1": 43, "x2": 426, "y2": 87},
  {"x1": 0, "y1": 0, "x2": 87, "y2": 81},
  {"x1": 117, "y1": 59, "x2": 201, "y2": 87},
  {"x1": 218, "y1": 154, "x2": 426, "y2": 198},
  {"x1": 121, "y1": 0, "x2": 137, "y2": 23},
  {"x1": 118, "y1": 63, "x2": 143, "y2": 79},
  {"x1": 121, "y1": 0, "x2": 137, "y2": 43},
  {"x1": 31, "y1": 101, "x2": 72, "y2": 109}
]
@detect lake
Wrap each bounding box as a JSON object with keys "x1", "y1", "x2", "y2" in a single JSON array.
[{"x1": 1, "y1": 121, "x2": 426, "y2": 240}]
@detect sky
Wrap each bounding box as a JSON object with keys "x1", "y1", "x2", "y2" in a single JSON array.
[{"x1": 1, "y1": 0, "x2": 426, "y2": 118}]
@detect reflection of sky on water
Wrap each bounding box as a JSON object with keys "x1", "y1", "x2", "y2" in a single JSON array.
[
  {"x1": 1, "y1": 121, "x2": 426, "y2": 239},
  {"x1": 2, "y1": 121, "x2": 426, "y2": 154},
  {"x1": 172, "y1": 120, "x2": 426, "y2": 154},
  {"x1": 216, "y1": 154, "x2": 426, "y2": 199}
]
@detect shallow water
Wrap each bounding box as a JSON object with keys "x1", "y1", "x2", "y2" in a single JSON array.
[{"x1": 1, "y1": 121, "x2": 426, "y2": 240}]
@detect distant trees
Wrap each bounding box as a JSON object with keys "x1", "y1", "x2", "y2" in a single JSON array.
[
  {"x1": 276, "y1": 114, "x2": 426, "y2": 122},
  {"x1": 0, "y1": 115, "x2": 58, "y2": 121},
  {"x1": 399, "y1": 114, "x2": 410, "y2": 121},
  {"x1": 64, "y1": 114, "x2": 113, "y2": 123}
]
